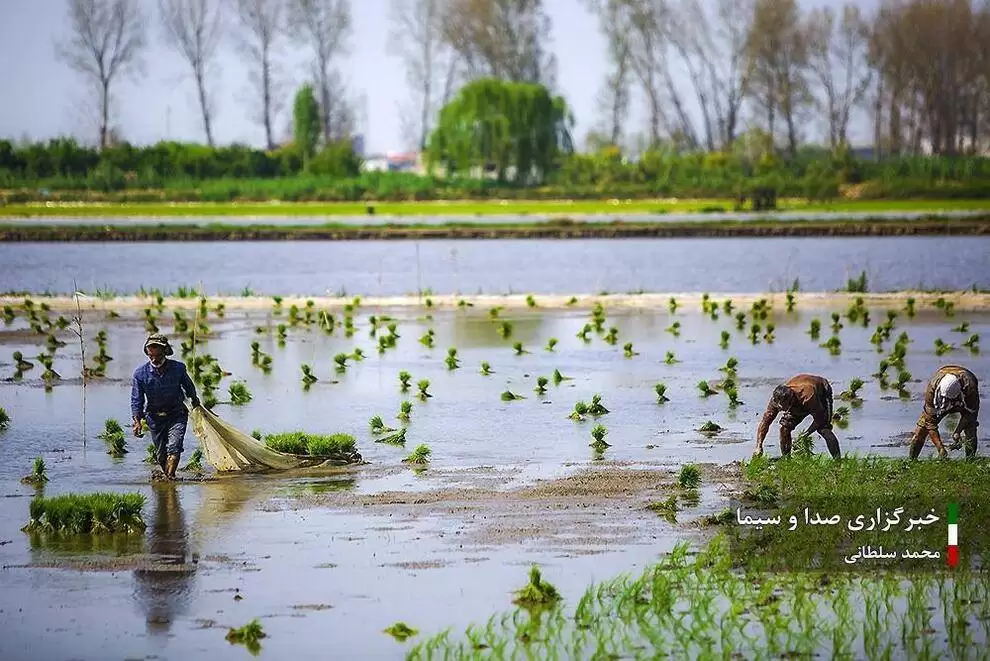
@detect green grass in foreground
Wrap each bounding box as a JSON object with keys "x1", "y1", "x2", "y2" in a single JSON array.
[
  {"x1": 408, "y1": 456, "x2": 990, "y2": 659},
  {"x1": 23, "y1": 492, "x2": 146, "y2": 534},
  {"x1": 2, "y1": 198, "x2": 990, "y2": 217}
]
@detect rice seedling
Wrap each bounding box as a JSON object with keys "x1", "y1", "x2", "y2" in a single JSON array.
[
  {"x1": 418, "y1": 329, "x2": 435, "y2": 347},
  {"x1": 748, "y1": 323, "x2": 760, "y2": 344},
  {"x1": 677, "y1": 464, "x2": 701, "y2": 489},
  {"x1": 97, "y1": 419, "x2": 127, "y2": 457},
  {"x1": 257, "y1": 354, "x2": 272, "y2": 374},
  {"x1": 13, "y1": 351, "x2": 33, "y2": 371},
  {"x1": 350, "y1": 348, "x2": 365, "y2": 361},
  {"x1": 544, "y1": 337, "x2": 558, "y2": 352},
  {"x1": 457, "y1": 299, "x2": 474, "y2": 308},
  {"x1": 386, "y1": 322, "x2": 399, "y2": 338},
  {"x1": 832, "y1": 405, "x2": 850, "y2": 428},
  {"x1": 143, "y1": 443, "x2": 157, "y2": 464},
  {"x1": 333, "y1": 352, "x2": 348, "y2": 372},
  {"x1": 24, "y1": 491, "x2": 147, "y2": 534},
  {"x1": 512, "y1": 341, "x2": 529, "y2": 355},
  {"x1": 525, "y1": 294, "x2": 537, "y2": 308},
  {"x1": 552, "y1": 368, "x2": 570, "y2": 385},
  {"x1": 2, "y1": 305, "x2": 14, "y2": 323},
  {"x1": 501, "y1": 390, "x2": 525, "y2": 401},
  {"x1": 647, "y1": 495, "x2": 678, "y2": 522},
  {"x1": 654, "y1": 383, "x2": 669, "y2": 403},
  {"x1": 588, "y1": 394, "x2": 609, "y2": 416},
  {"x1": 698, "y1": 420, "x2": 722, "y2": 435},
  {"x1": 895, "y1": 369, "x2": 912, "y2": 397},
  {"x1": 665, "y1": 321, "x2": 681, "y2": 336},
  {"x1": 763, "y1": 323, "x2": 776, "y2": 343},
  {"x1": 793, "y1": 430, "x2": 815, "y2": 457},
  {"x1": 513, "y1": 566, "x2": 561, "y2": 610},
  {"x1": 668, "y1": 297, "x2": 678, "y2": 313},
  {"x1": 228, "y1": 381, "x2": 252, "y2": 405},
  {"x1": 445, "y1": 348, "x2": 460, "y2": 370},
  {"x1": 480, "y1": 361, "x2": 493, "y2": 375},
  {"x1": 494, "y1": 320, "x2": 514, "y2": 339},
  {"x1": 369, "y1": 415, "x2": 396, "y2": 435},
  {"x1": 403, "y1": 443, "x2": 431, "y2": 465},
  {"x1": 725, "y1": 387, "x2": 742, "y2": 408},
  {"x1": 226, "y1": 619, "x2": 266, "y2": 654},
  {"x1": 251, "y1": 429, "x2": 262, "y2": 440},
  {"x1": 0, "y1": 407, "x2": 9, "y2": 430},
  {"x1": 701, "y1": 293, "x2": 711, "y2": 313},
  {"x1": 821, "y1": 336, "x2": 842, "y2": 355},
  {"x1": 488, "y1": 306, "x2": 502, "y2": 319},
  {"x1": 719, "y1": 330, "x2": 730, "y2": 349},
  {"x1": 376, "y1": 427, "x2": 407, "y2": 446},
  {"x1": 785, "y1": 290, "x2": 797, "y2": 312},
  {"x1": 202, "y1": 392, "x2": 218, "y2": 409},
  {"x1": 934, "y1": 297, "x2": 956, "y2": 317},
  {"x1": 568, "y1": 401, "x2": 589, "y2": 421},
  {"x1": 398, "y1": 370, "x2": 412, "y2": 390},
  {"x1": 722, "y1": 299, "x2": 734, "y2": 315},
  {"x1": 384, "y1": 621, "x2": 419, "y2": 642},
  {"x1": 952, "y1": 321, "x2": 970, "y2": 333},
  {"x1": 623, "y1": 342, "x2": 637, "y2": 357},
  {"x1": 21, "y1": 457, "x2": 49, "y2": 485},
  {"x1": 603, "y1": 327, "x2": 618, "y2": 344},
  {"x1": 182, "y1": 448, "x2": 204, "y2": 472},
  {"x1": 263, "y1": 432, "x2": 358, "y2": 459},
  {"x1": 577, "y1": 323, "x2": 592, "y2": 341},
  {"x1": 398, "y1": 400, "x2": 413, "y2": 422},
  {"x1": 664, "y1": 351, "x2": 678, "y2": 364},
  {"x1": 719, "y1": 356, "x2": 738, "y2": 376},
  {"x1": 905, "y1": 297, "x2": 916, "y2": 317},
  {"x1": 934, "y1": 338, "x2": 955, "y2": 356},
  {"x1": 831, "y1": 312, "x2": 843, "y2": 333},
  {"x1": 417, "y1": 379, "x2": 431, "y2": 401},
  {"x1": 838, "y1": 378, "x2": 865, "y2": 402},
  {"x1": 534, "y1": 376, "x2": 549, "y2": 395},
  {"x1": 963, "y1": 333, "x2": 980, "y2": 353},
  {"x1": 846, "y1": 270, "x2": 868, "y2": 292},
  {"x1": 424, "y1": 296, "x2": 433, "y2": 308}
]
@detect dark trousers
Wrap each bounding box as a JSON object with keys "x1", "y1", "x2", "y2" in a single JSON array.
[{"x1": 149, "y1": 412, "x2": 187, "y2": 468}]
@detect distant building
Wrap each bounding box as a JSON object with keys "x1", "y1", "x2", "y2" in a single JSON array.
[{"x1": 360, "y1": 151, "x2": 425, "y2": 174}]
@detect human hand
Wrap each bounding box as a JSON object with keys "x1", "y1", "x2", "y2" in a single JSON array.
[{"x1": 132, "y1": 419, "x2": 143, "y2": 437}]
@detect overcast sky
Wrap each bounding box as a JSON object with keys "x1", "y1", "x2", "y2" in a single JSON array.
[{"x1": 0, "y1": 0, "x2": 877, "y2": 155}]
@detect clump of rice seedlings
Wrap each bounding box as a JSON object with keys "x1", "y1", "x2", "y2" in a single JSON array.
[
  {"x1": 535, "y1": 376, "x2": 549, "y2": 395},
  {"x1": 963, "y1": 333, "x2": 980, "y2": 353},
  {"x1": 97, "y1": 419, "x2": 127, "y2": 457},
  {"x1": 214, "y1": 302, "x2": 226, "y2": 318},
  {"x1": 398, "y1": 371, "x2": 412, "y2": 390},
  {"x1": 480, "y1": 361, "x2": 493, "y2": 375},
  {"x1": 623, "y1": 342, "x2": 637, "y2": 357},
  {"x1": 668, "y1": 297, "x2": 678, "y2": 314},
  {"x1": 793, "y1": 431, "x2": 815, "y2": 457},
  {"x1": 566, "y1": 296, "x2": 578, "y2": 306},
  {"x1": 488, "y1": 306, "x2": 502, "y2": 319},
  {"x1": 678, "y1": 464, "x2": 701, "y2": 489},
  {"x1": 397, "y1": 400, "x2": 413, "y2": 423},
  {"x1": 666, "y1": 321, "x2": 681, "y2": 337},
  {"x1": 457, "y1": 299, "x2": 474, "y2": 308},
  {"x1": 698, "y1": 381, "x2": 717, "y2": 397},
  {"x1": 301, "y1": 364, "x2": 317, "y2": 386},
  {"x1": 144, "y1": 443, "x2": 157, "y2": 463},
  {"x1": 501, "y1": 390, "x2": 525, "y2": 401},
  {"x1": 24, "y1": 491, "x2": 147, "y2": 534},
  {"x1": 512, "y1": 341, "x2": 529, "y2": 355},
  {"x1": 590, "y1": 423, "x2": 610, "y2": 453},
  {"x1": 830, "y1": 312, "x2": 843, "y2": 334},
  {"x1": 2, "y1": 305, "x2": 15, "y2": 323},
  {"x1": 445, "y1": 348, "x2": 460, "y2": 370},
  {"x1": 569, "y1": 401, "x2": 589, "y2": 421},
  {"x1": 13, "y1": 351, "x2": 33, "y2": 371},
  {"x1": 647, "y1": 496, "x2": 678, "y2": 522},
  {"x1": 545, "y1": 337, "x2": 558, "y2": 351},
  {"x1": 750, "y1": 298, "x2": 771, "y2": 321},
  {"x1": 701, "y1": 293, "x2": 711, "y2": 313},
  {"x1": 183, "y1": 448, "x2": 204, "y2": 472},
  {"x1": 251, "y1": 429, "x2": 262, "y2": 440},
  {"x1": 576, "y1": 324, "x2": 592, "y2": 341},
  {"x1": 832, "y1": 406, "x2": 850, "y2": 428},
  {"x1": 424, "y1": 296, "x2": 433, "y2": 309},
  {"x1": 0, "y1": 407, "x2": 9, "y2": 430},
  {"x1": 333, "y1": 352, "x2": 348, "y2": 372},
  {"x1": 418, "y1": 329, "x2": 435, "y2": 347},
  {"x1": 721, "y1": 299, "x2": 734, "y2": 314},
  {"x1": 350, "y1": 348, "x2": 365, "y2": 361},
  {"x1": 802, "y1": 319, "x2": 820, "y2": 343},
  {"x1": 256, "y1": 353, "x2": 273, "y2": 374},
  {"x1": 386, "y1": 322, "x2": 399, "y2": 338},
  {"x1": 370, "y1": 415, "x2": 396, "y2": 435},
  {"x1": 376, "y1": 427, "x2": 407, "y2": 446},
  {"x1": 821, "y1": 336, "x2": 841, "y2": 356},
  {"x1": 21, "y1": 457, "x2": 49, "y2": 485},
  {"x1": 264, "y1": 432, "x2": 358, "y2": 459},
  {"x1": 403, "y1": 443, "x2": 431, "y2": 465},
  {"x1": 526, "y1": 294, "x2": 537, "y2": 308},
  {"x1": 276, "y1": 324, "x2": 288, "y2": 347},
  {"x1": 785, "y1": 290, "x2": 797, "y2": 312},
  {"x1": 952, "y1": 321, "x2": 970, "y2": 334},
  {"x1": 934, "y1": 297, "x2": 955, "y2": 317},
  {"x1": 384, "y1": 621, "x2": 419, "y2": 642},
  {"x1": 603, "y1": 327, "x2": 618, "y2": 344},
  {"x1": 748, "y1": 323, "x2": 761, "y2": 344},
  {"x1": 934, "y1": 338, "x2": 955, "y2": 356},
  {"x1": 202, "y1": 392, "x2": 218, "y2": 409},
  {"x1": 552, "y1": 368, "x2": 570, "y2": 385},
  {"x1": 226, "y1": 619, "x2": 266, "y2": 654},
  {"x1": 720, "y1": 356, "x2": 738, "y2": 377},
  {"x1": 726, "y1": 387, "x2": 742, "y2": 408},
  {"x1": 664, "y1": 351, "x2": 678, "y2": 364},
  {"x1": 895, "y1": 369, "x2": 912, "y2": 397},
  {"x1": 228, "y1": 381, "x2": 252, "y2": 405},
  {"x1": 343, "y1": 315, "x2": 356, "y2": 337},
  {"x1": 719, "y1": 331, "x2": 730, "y2": 349},
  {"x1": 173, "y1": 311, "x2": 190, "y2": 334},
  {"x1": 698, "y1": 420, "x2": 722, "y2": 435},
  {"x1": 417, "y1": 379, "x2": 431, "y2": 401},
  {"x1": 513, "y1": 566, "x2": 561, "y2": 610},
  {"x1": 905, "y1": 297, "x2": 916, "y2": 317},
  {"x1": 838, "y1": 378, "x2": 865, "y2": 402},
  {"x1": 763, "y1": 323, "x2": 775, "y2": 343},
  {"x1": 730, "y1": 312, "x2": 744, "y2": 331},
  {"x1": 654, "y1": 383, "x2": 669, "y2": 403}
]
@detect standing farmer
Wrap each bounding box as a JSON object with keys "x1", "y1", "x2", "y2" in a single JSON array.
[
  {"x1": 755, "y1": 374, "x2": 841, "y2": 459},
  {"x1": 131, "y1": 333, "x2": 200, "y2": 479},
  {"x1": 908, "y1": 365, "x2": 980, "y2": 460}
]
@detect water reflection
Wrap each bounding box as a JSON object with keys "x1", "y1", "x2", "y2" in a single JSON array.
[{"x1": 133, "y1": 483, "x2": 195, "y2": 634}]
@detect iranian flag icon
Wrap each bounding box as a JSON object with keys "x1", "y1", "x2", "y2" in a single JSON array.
[{"x1": 948, "y1": 503, "x2": 959, "y2": 568}]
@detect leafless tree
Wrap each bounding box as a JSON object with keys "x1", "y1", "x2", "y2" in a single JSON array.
[
  {"x1": 234, "y1": 0, "x2": 286, "y2": 149},
  {"x1": 623, "y1": 0, "x2": 670, "y2": 146},
  {"x1": 159, "y1": 0, "x2": 224, "y2": 146},
  {"x1": 288, "y1": 0, "x2": 352, "y2": 144},
  {"x1": 806, "y1": 4, "x2": 872, "y2": 150},
  {"x1": 585, "y1": 0, "x2": 634, "y2": 147},
  {"x1": 56, "y1": 0, "x2": 147, "y2": 149}
]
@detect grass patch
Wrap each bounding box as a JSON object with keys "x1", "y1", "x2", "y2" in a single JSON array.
[{"x1": 23, "y1": 492, "x2": 146, "y2": 534}]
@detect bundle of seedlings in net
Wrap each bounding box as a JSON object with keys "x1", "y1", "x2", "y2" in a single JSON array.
[
  {"x1": 228, "y1": 381, "x2": 252, "y2": 405},
  {"x1": 417, "y1": 379, "x2": 431, "y2": 401},
  {"x1": 698, "y1": 421, "x2": 723, "y2": 436},
  {"x1": 497, "y1": 321, "x2": 513, "y2": 338},
  {"x1": 934, "y1": 338, "x2": 956, "y2": 356},
  {"x1": 963, "y1": 334, "x2": 980, "y2": 353},
  {"x1": 513, "y1": 341, "x2": 529, "y2": 355},
  {"x1": 603, "y1": 327, "x2": 618, "y2": 344},
  {"x1": 623, "y1": 342, "x2": 637, "y2": 358},
  {"x1": 419, "y1": 329, "x2": 435, "y2": 347},
  {"x1": 263, "y1": 432, "x2": 361, "y2": 462},
  {"x1": 24, "y1": 492, "x2": 147, "y2": 535},
  {"x1": 445, "y1": 348, "x2": 460, "y2": 370},
  {"x1": 513, "y1": 566, "x2": 561, "y2": 610},
  {"x1": 501, "y1": 390, "x2": 525, "y2": 401},
  {"x1": 719, "y1": 331, "x2": 731, "y2": 350},
  {"x1": 384, "y1": 622, "x2": 419, "y2": 642},
  {"x1": 577, "y1": 324, "x2": 593, "y2": 342},
  {"x1": 763, "y1": 323, "x2": 776, "y2": 343},
  {"x1": 821, "y1": 336, "x2": 842, "y2": 356},
  {"x1": 480, "y1": 361, "x2": 493, "y2": 376},
  {"x1": 21, "y1": 457, "x2": 49, "y2": 486},
  {"x1": 666, "y1": 321, "x2": 681, "y2": 337},
  {"x1": 182, "y1": 448, "x2": 204, "y2": 472},
  {"x1": 397, "y1": 401, "x2": 413, "y2": 423},
  {"x1": 403, "y1": 444, "x2": 431, "y2": 465},
  {"x1": 590, "y1": 424, "x2": 610, "y2": 454},
  {"x1": 697, "y1": 381, "x2": 717, "y2": 397},
  {"x1": 535, "y1": 376, "x2": 549, "y2": 395},
  {"x1": 98, "y1": 419, "x2": 127, "y2": 457},
  {"x1": 226, "y1": 619, "x2": 266, "y2": 654},
  {"x1": 678, "y1": 464, "x2": 702, "y2": 490},
  {"x1": 838, "y1": 378, "x2": 865, "y2": 404}
]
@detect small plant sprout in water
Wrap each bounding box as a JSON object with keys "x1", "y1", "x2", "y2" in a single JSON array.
[
  {"x1": 647, "y1": 496, "x2": 678, "y2": 523},
  {"x1": 183, "y1": 448, "x2": 204, "y2": 472},
  {"x1": 501, "y1": 390, "x2": 525, "y2": 401},
  {"x1": 664, "y1": 351, "x2": 678, "y2": 365},
  {"x1": 333, "y1": 353, "x2": 348, "y2": 372},
  {"x1": 350, "y1": 348, "x2": 365, "y2": 362},
  {"x1": 895, "y1": 370, "x2": 912, "y2": 397},
  {"x1": 228, "y1": 381, "x2": 252, "y2": 405},
  {"x1": 785, "y1": 290, "x2": 797, "y2": 312},
  {"x1": 577, "y1": 324, "x2": 593, "y2": 341},
  {"x1": 668, "y1": 297, "x2": 678, "y2": 314},
  {"x1": 821, "y1": 336, "x2": 842, "y2": 356},
  {"x1": 98, "y1": 419, "x2": 127, "y2": 457},
  {"x1": 513, "y1": 341, "x2": 529, "y2": 355},
  {"x1": 838, "y1": 378, "x2": 865, "y2": 402},
  {"x1": 488, "y1": 306, "x2": 502, "y2": 319},
  {"x1": 588, "y1": 394, "x2": 609, "y2": 416},
  {"x1": 535, "y1": 376, "x2": 549, "y2": 395},
  {"x1": 654, "y1": 383, "x2": 670, "y2": 404},
  {"x1": 445, "y1": 347, "x2": 460, "y2": 370},
  {"x1": 952, "y1": 321, "x2": 970, "y2": 334},
  {"x1": 701, "y1": 293, "x2": 711, "y2": 313},
  {"x1": 831, "y1": 312, "x2": 843, "y2": 334},
  {"x1": 21, "y1": 457, "x2": 49, "y2": 486},
  {"x1": 552, "y1": 368, "x2": 571, "y2": 385},
  {"x1": 763, "y1": 323, "x2": 776, "y2": 343},
  {"x1": 748, "y1": 323, "x2": 761, "y2": 344},
  {"x1": 569, "y1": 401, "x2": 589, "y2": 421},
  {"x1": 698, "y1": 421, "x2": 723, "y2": 436},
  {"x1": 403, "y1": 443, "x2": 431, "y2": 465},
  {"x1": 301, "y1": 364, "x2": 317, "y2": 386},
  {"x1": 590, "y1": 423, "x2": 610, "y2": 453},
  {"x1": 604, "y1": 327, "x2": 618, "y2": 344},
  {"x1": 698, "y1": 381, "x2": 717, "y2": 397},
  {"x1": 399, "y1": 371, "x2": 412, "y2": 390},
  {"x1": 497, "y1": 320, "x2": 513, "y2": 338},
  {"x1": 226, "y1": 619, "x2": 266, "y2": 654},
  {"x1": 384, "y1": 621, "x2": 419, "y2": 642},
  {"x1": 424, "y1": 296, "x2": 433, "y2": 308},
  {"x1": 526, "y1": 294, "x2": 537, "y2": 308},
  {"x1": 963, "y1": 334, "x2": 980, "y2": 353},
  {"x1": 480, "y1": 361, "x2": 493, "y2": 375},
  {"x1": 376, "y1": 427, "x2": 407, "y2": 446},
  {"x1": 734, "y1": 312, "x2": 747, "y2": 330},
  {"x1": 144, "y1": 443, "x2": 157, "y2": 463},
  {"x1": 934, "y1": 338, "x2": 956, "y2": 356},
  {"x1": 666, "y1": 321, "x2": 681, "y2": 337},
  {"x1": 832, "y1": 406, "x2": 851, "y2": 429},
  {"x1": 419, "y1": 329, "x2": 435, "y2": 347},
  {"x1": 678, "y1": 464, "x2": 701, "y2": 489},
  {"x1": 726, "y1": 387, "x2": 743, "y2": 408},
  {"x1": 720, "y1": 331, "x2": 730, "y2": 349},
  {"x1": 417, "y1": 379, "x2": 431, "y2": 401},
  {"x1": 457, "y1": 299, "x2": 474, "y2": 308},
  {"x1": 623, "y1": 342, "x2": 637, "y2": 358},
  {"x1": 934, "y1": 297, "x2": 956, "y2": 317},
  {"x1": 370, "y1": 415, "x2": 397, "y2": 435},
  {"x1": 545, "y1": 337, "x2": 558, "y2": 351},
  {"x1": 397, "y1": 401, "x2": 413, "y2": 423},
  {"x1": 513, "y1": 566, "x2": 561, "y2": 610},
  {"x1": 566, "y1": 296, "x2": 578, "y2": 306},
  {"x1": 905, "y1": 297, "x2": 916, "y2": 317}
]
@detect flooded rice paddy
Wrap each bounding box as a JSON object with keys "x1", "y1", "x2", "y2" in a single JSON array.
[
  {"x1": 2, "y1": 236, "x2": 990, "y2": 296},
  {"x1": 0, "y1": 291, "x2": 988, "y2": 659}
]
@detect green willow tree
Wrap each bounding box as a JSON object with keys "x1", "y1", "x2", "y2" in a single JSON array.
[
  {"x1": 292, "y1": 84, "x2": 321, "y2": 169},
  {"x1": 425, "y1": 78, "x2": 574, "y2": 184}
]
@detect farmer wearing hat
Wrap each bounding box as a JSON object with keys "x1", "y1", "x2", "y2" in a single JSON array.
[
  {"x1": 754, "y1": 374, "x2": 842, "y2": 459},
  {"x1": 909, "y1": 365, "x2": 980, "y2": 459},
  {"x1": 131, "y1": 333, "x2": 200, "y2": 479}
]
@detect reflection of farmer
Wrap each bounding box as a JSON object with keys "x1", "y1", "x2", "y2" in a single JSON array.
[
  {"x1": 755, "y1": 374, "x2": 841, "y2": 459},
  {"x1": 133, "y1": 483, "x2": 195, "y2": 633},
  {"x1": 131, "y1": 333, "x2": 200, "y2": 480},
  {"x1": 909, "y1": 365, "x2": 980, "y2": 459}
]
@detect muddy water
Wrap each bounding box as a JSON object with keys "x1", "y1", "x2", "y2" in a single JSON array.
[
  {"x1": 0, "y1": 303, "x2": 987, "y2": 659},
  {"x1": 2, "y1": 236, "x2": 990, "y2": 296}
]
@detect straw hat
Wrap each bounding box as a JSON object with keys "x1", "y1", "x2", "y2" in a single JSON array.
[{"x1": 143, "y1": 332, "x2": 174, "y2": 356}]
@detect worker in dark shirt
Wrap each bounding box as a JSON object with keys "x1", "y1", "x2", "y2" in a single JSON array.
[
  {"x1": 909, "y1": 365, "x2": 980, "y2": 459},
  {"x1": 131, "y1": 333, "x2": 200, "y2": 480},
  {"x1": 755, "y1": 374, "x2": 841, "y2": 459}
]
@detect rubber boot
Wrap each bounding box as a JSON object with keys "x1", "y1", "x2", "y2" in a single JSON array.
[{"x1": 165, "y1": 454, "x2": 180, "y2": 480}]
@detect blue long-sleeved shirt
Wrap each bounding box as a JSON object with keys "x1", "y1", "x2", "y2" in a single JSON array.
[{"x1": 131, "y1": 359, "x2": 199, "y2": 421}]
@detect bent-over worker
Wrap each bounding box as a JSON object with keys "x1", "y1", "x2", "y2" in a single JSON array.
[
  {"x1": 131, "y1": 333, "x2": 200, "y2": 479},
  {"x1": 909, "y1": 365, "x2": 980, "y2": 460},
  {"x1": 755, "y1": 374, "x2": 841, "y2": 459}
]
